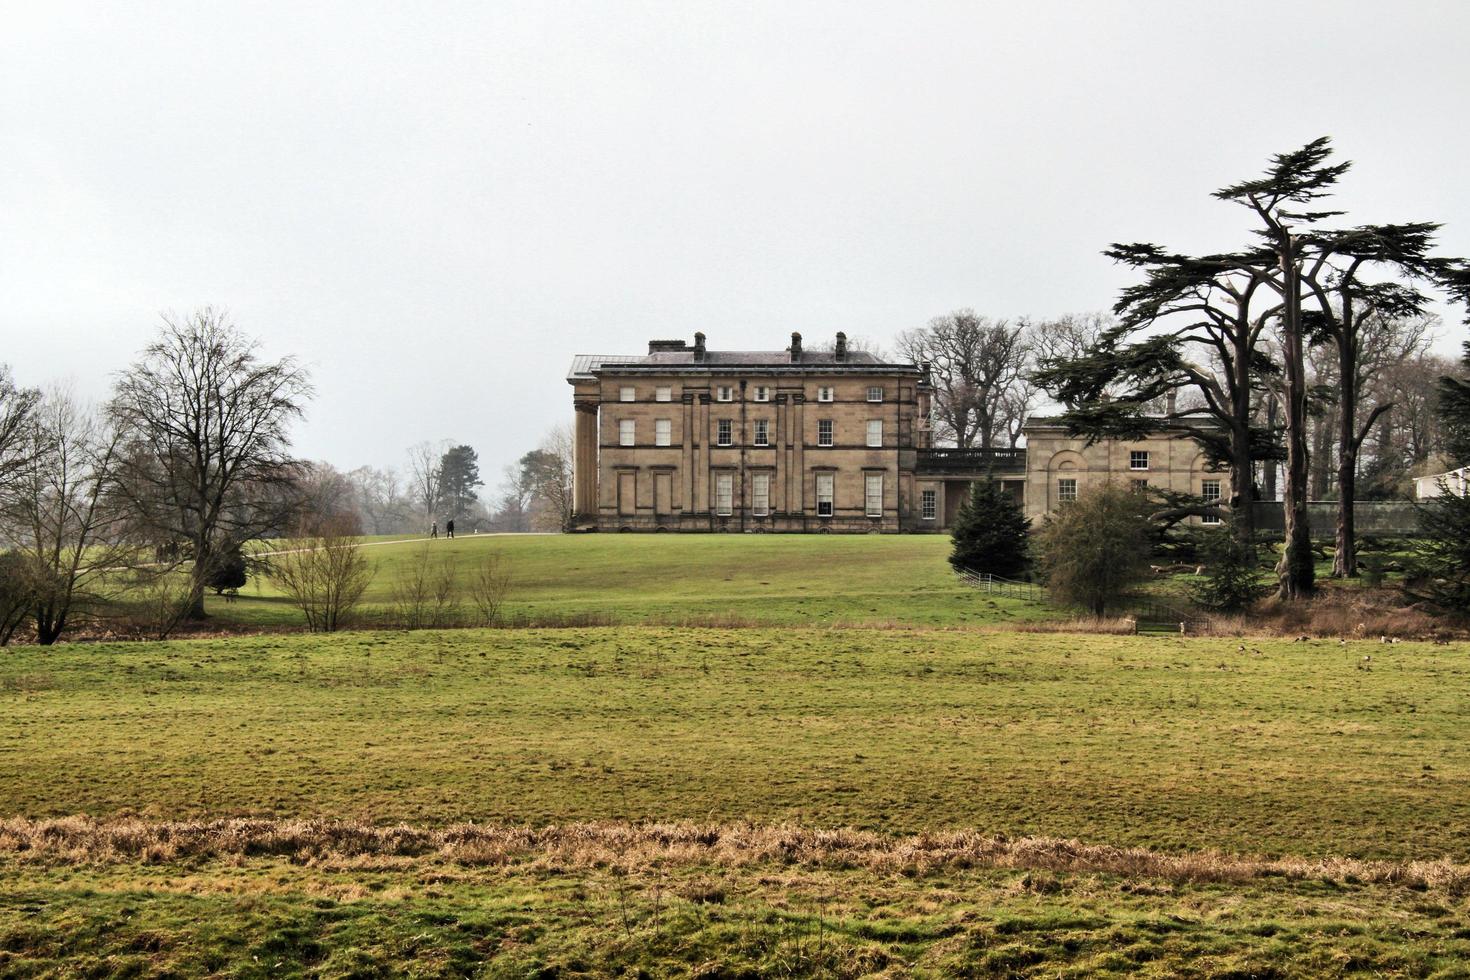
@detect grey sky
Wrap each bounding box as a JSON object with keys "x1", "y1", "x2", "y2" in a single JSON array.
[{"x1": 4, "y1": 1, "x2": 1467, "y2": 484}]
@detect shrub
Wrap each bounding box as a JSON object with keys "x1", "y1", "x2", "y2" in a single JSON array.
[
  {"x1": 467, "y1": 553, "x2": 512, "y2": 627},
  {"x1": 267, "y1": 519, "x2": 377, "y2": 632},
  {"x1": 389, "y1": 546, "x2": 462, "y2": 629},
  {"x1": 0, "y1": 552, "x2": 36, "y2": 645},
  {"x1": 1036, "y1": 481, "x2": 1153, "y2": 617},
  {"x1": 205, "y1": 548, "x2": 247, "y2": 595},
  {"x1": 115, "y1": 568, "x2": 195, "y2": 641},
  {"x1": 1189, "y1": 527, "x2": 1267, "y2": 612},
  {"x1": 948, "y1": 480, "x2": 1030, "y2": 578}
]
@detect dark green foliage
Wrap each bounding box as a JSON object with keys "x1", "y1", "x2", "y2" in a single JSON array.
[
  {"x1": 1440, "y1": 341, "x2": 1470, "y2": 464},
  {"x1": 1406, "y1": 343, "x2": 1470, "y2": 611},
  {"x1": 436, "y1": 444, "x2": 483, "y2": 520},
  {"x1": 948, "y1": 480, "x2": 1030, "y2": 577},
  {"x1": 1189, "y1": 527, "x2": 1267, "y2": 612},
  {"x1": 205, "y1": 549, "x2": 247, "y2": 595},
  {"x1": 1408, "y1": 488, "x2": 1470, "y2": 612},
  {"x1": 1036, "y1": 482, "x2": 1153, "y2": 616}
]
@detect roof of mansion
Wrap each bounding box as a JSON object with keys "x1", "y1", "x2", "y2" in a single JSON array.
[{"x1": 568, "y1": 333, "x2": 923, "y2": 382}]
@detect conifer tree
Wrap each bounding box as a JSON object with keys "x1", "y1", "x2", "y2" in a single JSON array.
[{"x1": 947, "y1": 479, "x2": 1030, "y2": 578}]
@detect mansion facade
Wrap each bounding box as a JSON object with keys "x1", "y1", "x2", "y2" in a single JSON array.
[{"x1": 567, "y1": 334, "x2": 1228, "y2": 532}]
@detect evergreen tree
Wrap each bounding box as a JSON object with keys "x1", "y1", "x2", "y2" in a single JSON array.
[
  {"x1": 1410, "y1": 346, "x2": 1470, "y2": 612},
  {"x1": 1189, "y1": 526, "x2": 1267, "y2": 612},
  {"x1": 205, "y1": 548, "x2": 247, "y2": 595},
  {"x1": 1409, "y1": 490, "x2": 1470, "y2": 613},
  {"x1": 947, "y1": 479, "x2": 1030, "y2": 578},
  {"x1": 1440, "y1": 341, "x2": 1470, "y2": 463},
  {"x1": 436, "y1": 444, "x2": 483, "y2": 521}
]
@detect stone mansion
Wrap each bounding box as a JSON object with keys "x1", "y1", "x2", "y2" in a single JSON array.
[{"x1": 567, "y1": 333, "x2": 1229, "y2": 532}]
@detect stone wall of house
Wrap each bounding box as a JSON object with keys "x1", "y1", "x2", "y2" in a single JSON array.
[
  {"x1": 1021, "y1": 424, "x2": 1229, "y2": 525},
  {"x1": 576, "y1": 372, "x2": 927, "y2": 532}
]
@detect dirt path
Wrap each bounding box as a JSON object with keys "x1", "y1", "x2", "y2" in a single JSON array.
[{"x1": 249, "y1": 532, "x2": 549, "y2": 559}]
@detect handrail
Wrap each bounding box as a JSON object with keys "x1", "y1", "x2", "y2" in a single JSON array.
[{"x1": 917, "y1": 448, "x2": 1028, "y2": 474}]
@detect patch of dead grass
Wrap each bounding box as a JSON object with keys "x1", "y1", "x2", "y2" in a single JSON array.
[{"x1": 5, "y1": 816, "x2": 1470, "y2": 895}]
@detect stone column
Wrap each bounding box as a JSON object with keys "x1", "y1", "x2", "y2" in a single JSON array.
[{"x1": 573, "y1": 398, "x2": 599, "y2": 522}]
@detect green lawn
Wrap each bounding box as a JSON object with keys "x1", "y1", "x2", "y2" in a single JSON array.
[
  {"x1": 5, "y1": 627, "x2": 1467, "y2": 860},
  {"x1": 5, "y1": 625, "x2": 1470, "y2": 975},
  {"x1": 223, "y1": 532, "x2": 1045, "y2": 629}
]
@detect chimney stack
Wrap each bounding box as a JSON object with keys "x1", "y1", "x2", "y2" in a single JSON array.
[
  {"x1": 1165, "y1": 390, "x2": 1177, "y2": 416},
  {"x1": 834, "y1": 331, "x2": 848, "y2": 362},
  {"x1": 789, "y1": 331, "x2": 802, "y2": 362},
  {"x1": 693, "y1": 331, "x2": 706, "y2": 362}
]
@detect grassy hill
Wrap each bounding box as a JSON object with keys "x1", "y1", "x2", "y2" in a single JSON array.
[{"x1": 221, "y1": 532, "x2": 1044, "y2": 629}]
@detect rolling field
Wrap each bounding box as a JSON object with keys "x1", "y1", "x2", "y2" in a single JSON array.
[
  {"x1": 221, "y1": 533, "x2": 1044, "y2": 629},
  {"x1": 5, "y1": 625, "x2": 1470, "y2": 974}
]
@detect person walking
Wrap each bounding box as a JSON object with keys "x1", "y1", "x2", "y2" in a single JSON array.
[
  {"x1": 446, "y1": 519, "x2": 455, "y2": 539},
  {"x1": 430, "y1": 521, "x2": 438, "y2": 539}
]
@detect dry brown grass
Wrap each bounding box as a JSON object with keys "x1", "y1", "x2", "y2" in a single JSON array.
[
  {"x1": 1005, "y1": 616, "x2": 1138, "y2": 635},
  {"x1": 5, "y1": 816, "x2": 1470, "y2": 895},
  {"x1": 1213, "y1": 584, "x2": 1468, "y2": 641}
]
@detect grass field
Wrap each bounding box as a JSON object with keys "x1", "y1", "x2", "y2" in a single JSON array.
[
  {"x1": 222, "y1": 533, "x2": 1045, "y2": 629},
  {"x1": 9, "y1": 531, "x2": 1470, "y2": 975},
  {"x1": 7, "y1": 832, "x2": 1470, "y2": 977},
  {"x1": 5, "y1": 624, "x2": 1470, "y2": 974},
  {"x1": 5, "y1": 627, "x2": 1466, "y2": 856}
]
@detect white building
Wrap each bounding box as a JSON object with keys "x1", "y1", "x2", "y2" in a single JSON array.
[{"x1": 1414, "y1": 465, "x2": 1470, "y2": 499}]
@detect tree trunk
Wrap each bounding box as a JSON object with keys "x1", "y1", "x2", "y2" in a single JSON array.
[
  {"x1": 1230, "y1": 422, "x2": 1255, "y2": 541},
  {"x1": 1263, "y1": 395, "x2": 1278, "y2": 502},
  {"x1": 1309, "y1": 411, "x2": 1333, "y2": 500},
  {"x1": 1276, "y1": 245, "x2": 1315, "y2": 600},
  {"x1": 187, "y1": 541, "x2": 210, "y2": 620},
  {"x1": 34, "y1": 603, "x2": 64, "y2": 646},
  {"x1": 1229, "y1": 329, "x2": 1256, "y2": 541},
  {"x1": 1332, "y1": 337, "x2": 1359, "y2": 578}
]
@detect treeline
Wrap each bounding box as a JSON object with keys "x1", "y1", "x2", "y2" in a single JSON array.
[
  {"x1": 908, "y1": 139, "x2": 1469, "y2": 600},
  {"x1": 0, "y1": 309, "x2": 315, "y2": 644},
  {"x1": 328, "y1": 429, "x2": 573, "y2": 536},
  {"x1": 0, "y1": 309, "x2": 520, "y2": 645}
]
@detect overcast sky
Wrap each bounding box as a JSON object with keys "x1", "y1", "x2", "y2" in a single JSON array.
[{"x1": 3, "y1": 1, "x2": 1467, "y2": 484}]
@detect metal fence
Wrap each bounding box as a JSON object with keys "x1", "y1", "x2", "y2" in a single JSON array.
[{"x1": 954, "y1": 568, "x2": 1211, "y2": 634}]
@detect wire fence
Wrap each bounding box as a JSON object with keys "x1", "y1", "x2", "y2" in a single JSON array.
[{"x1": 954, "y1": 567, "x2": 1211, "y2": 634}]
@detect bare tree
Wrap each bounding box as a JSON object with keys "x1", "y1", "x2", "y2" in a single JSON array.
[
  {"x1": 118, "y1": 565, "x2": 198, "y2": 641},
  {"x1": 0, "y1": 552, "x2": 34, "y2": 645},
  {"x1": 296, "y1": 461, "x2": 360, "y2": 535},
  {"x1": 267, "y1": 515, "x2": 377, "y2": 632},
  {"x1": 896, "y1": 310, "x2": 1031, "y2": 448},
  {"x1": 490, "y1": 464, "x2": 533, "y2": 532},
  {"x1": 0, "y1": 366, "x2": 41, "y2": 496},
  {"x1": 1, "y1": 388, "x2": 129, "y2": 644},
  {"x1": 1379, "y1": 348, "x2": 1455, "y2": 470},
  {"x1": 531, "y1": 424, "x2": 575, "y2": 531},
  {"x1": 1027, "y1": 312, "x2": 1113, "y2": 368},
  {"x1": 107, "y1": 308, "x2": 312, "y2": 619},
  {"x1": 347, "y1": 465, "x2": 411, "y2": 534},
  {"x1": 406, "y1": 439, "x2": 451, "y2": 526}
]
